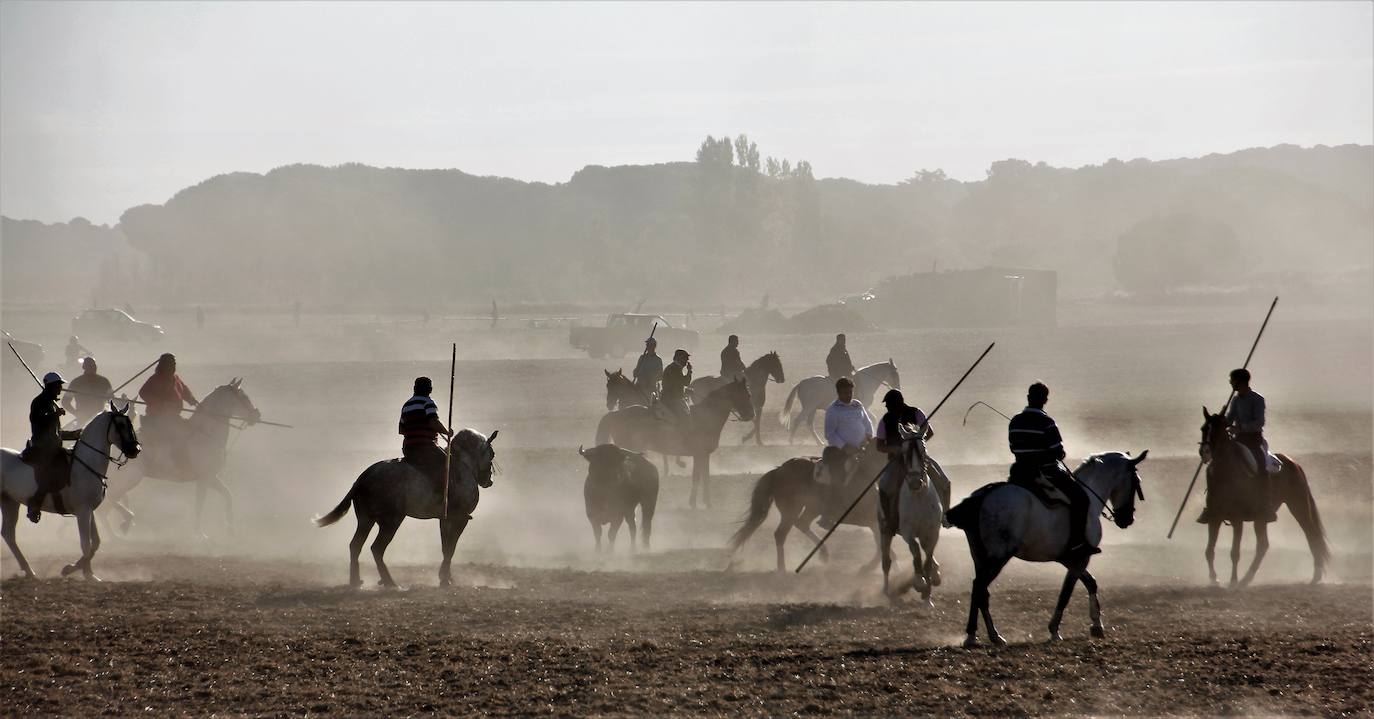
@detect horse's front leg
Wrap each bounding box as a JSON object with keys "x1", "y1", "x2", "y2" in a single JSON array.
[
  {"x1": 753, "y1": 413, "x2": 764, "y2": 446},
  {"x1": 1229, "y1": 522, "x2": 1244, "y2": 587},
  {"x1": 1204, "y1": 521, "x2": 1221, "y2": 586},
  {"x1": 61, "y1": 511, "x2": 100, "y2": 580},
  {"x1": 699, "y1": 455, "x2": 712, "y2": 508},
  {"x1": 1048, "y1": 568, "x2": 1080, "y2": 641},
  {"x1": 1238, "y1": 521, "x2": 1270, "y2": 587},
  {"x1": 0, "y1": 497, "x2": 35, "y2": 578},
  {"x1": 879, "y1": 530, "x2": 895, "y2": 596},
  {"x1": 1081, "y1": 570, "x2": 1104, "y2": 638},
  {"x1": 439, "y1": 518, "x2": 459, "y2": 586}
]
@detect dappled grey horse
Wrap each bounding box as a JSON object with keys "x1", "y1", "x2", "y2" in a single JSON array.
[
  {"x1": 315, "y1": 428, "x2": 498, "y2": 588},
  {"x1": 1, "y1": 404, "x2": 141, "y2": 580},
  {"x1": 947, "y1": 451, "x2": 1147, "y2": 647}
]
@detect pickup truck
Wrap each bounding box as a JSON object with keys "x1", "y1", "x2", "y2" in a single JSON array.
[{"x1": 570, "y1": 313, "x2": 699, "y2": 359}]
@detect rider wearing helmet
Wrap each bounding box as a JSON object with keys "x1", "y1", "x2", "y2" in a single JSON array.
[
  {"x1": 873, "y1": 388, "x2": 938, "y2": 532},
  {"x1": 26, "y1": 372, "x2": 82, "y2": 523}
]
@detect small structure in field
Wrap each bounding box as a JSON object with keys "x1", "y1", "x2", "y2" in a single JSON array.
[{"x1": 846, "y1": 267, "x2": 1057, "y2": 328}]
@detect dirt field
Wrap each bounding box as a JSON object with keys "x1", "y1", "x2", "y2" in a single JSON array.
[{"x1": 2, "y1": 301, "x2": 1371, "y2": 714}]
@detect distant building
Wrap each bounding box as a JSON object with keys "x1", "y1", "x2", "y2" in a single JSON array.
[{"x1": 845, "y1": 267, "x2": 1057, "y2": 328}]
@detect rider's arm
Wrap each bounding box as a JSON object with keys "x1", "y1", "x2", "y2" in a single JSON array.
[
  {"x1": 874, "y1": 418, "x2": 902, "y2": 454},
  {"x1": 823, "y1": 407, "x2": 841, "y2": 447},
  {"x1": 61, "y1": 391, "x2": 75, "y2": 413},
  {"x1": 429, "y1": 415, "x2": 452, "y2": 438}
]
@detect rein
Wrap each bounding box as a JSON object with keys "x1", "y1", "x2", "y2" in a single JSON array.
[{"x1": 1059, "y1": 460, "x2": 1118, "y2": 522}]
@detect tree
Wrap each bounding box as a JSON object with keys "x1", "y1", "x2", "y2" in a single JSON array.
[{"x1": 734, "y1": 134, "x2": 760, "y2": 171}]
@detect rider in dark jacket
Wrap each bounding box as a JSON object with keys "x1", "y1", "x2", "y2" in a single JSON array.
[
  {"x1": 1008, "y1": 382, "x2": 1096, "y2": 559},
  {"x1": 27, "y1": 372, "x2": 81, "y2": 523},
  {"x1": 720, "y1": 335, "x2": 745, "y2": 379},
  {"x1": 826, "y1": 334, "x2": 855, "y2": 379}
]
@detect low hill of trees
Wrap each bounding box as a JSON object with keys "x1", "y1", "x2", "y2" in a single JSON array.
[{"x1": 5, "y1": 140, "x2": 1370, "y2": 308}]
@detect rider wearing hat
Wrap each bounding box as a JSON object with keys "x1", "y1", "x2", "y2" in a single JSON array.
[
  {"x1": 632, "y1": 337, "x2": 664, "y2": 399},
  {"x1": 26, "y1": 372, "x2": 82, "y2": 523},
  {"x1": 1008, "y1": 381, "x2": 1095, "y2": 559},
  {"x1": 400, "y1": 376, "x2": 453, "y2": 492},
  {"x1": 873, "y1": 388, "x2": 941, "y2": 531},
  {"x1": 660, "y1": 348, "x2": 693, "y2": 419}
]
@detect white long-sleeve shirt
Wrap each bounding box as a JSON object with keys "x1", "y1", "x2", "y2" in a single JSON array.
[{"x1": 824, "y1": 399, "x2": 874, "y2": 448}]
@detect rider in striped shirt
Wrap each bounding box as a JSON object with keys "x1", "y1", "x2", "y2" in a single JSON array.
[
  {"x1": 400, "y1": 377, "x2": 453, "y2": 491},
  {"x1": 1009, "y1": 381, "x2": 1096, "y2": 559}
]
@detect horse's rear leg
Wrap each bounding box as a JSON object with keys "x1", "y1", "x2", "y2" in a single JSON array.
[
  {"x1": 965, "y1": 555, "x2": 1010, "y2": 648},
  {"x1": 624, "y1": 513, "x2": 638, "y2": 554},
  {"x1": 607, "y1": 517, "x2": 624, "y2": 552},
  {"x1": 1204, "y1": 521, "x2": 1221, "y2": 586},
  {"x1": 1, "y1": 497, "x2": 35, "y2": 578},
  {"x1": 773, "y1": 516, "x2": 795, "y2": 573},
  {"x1": 370, "y1": 518, "x2": 403, "y2": 588},
  {"x1": 210, "y1": 476, "x2": 234, "y2": 532},
  {"x1": 1080, "y1": 570, "x2": 1105, "y2": 638},
  {"x1": 1238, "y1": 521, "x2": 1269, "y2": 588},
  {"x1": 806, "y1": 411, "x2": 823, "y2": 445},
  {"x1": 348, "y1": 509, "x2": 375, "y2": 588},
  {"x1": 590, "y1": 520, "x2": 603, "y2": 554},
  {"x1": 794, "y1": 509, "x2": 829, "y2": 564}
]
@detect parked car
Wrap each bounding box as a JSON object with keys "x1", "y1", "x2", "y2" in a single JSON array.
[
  {"x1": 569, "y1": 313, "x2": 698, "y2": 359},
  {"x1": 2, "y1": 330, "x2": 45, "y2": 366},
  {"x1": 71, "y1": 308, "x2": 164, "y2": 343}
]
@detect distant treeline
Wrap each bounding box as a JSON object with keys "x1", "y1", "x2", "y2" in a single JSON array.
[{"x1": 4, "y1": 141, "x2": 1371, "y2": 308}]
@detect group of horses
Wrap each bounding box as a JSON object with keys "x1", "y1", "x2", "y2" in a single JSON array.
[{"x1": 0, "y1": 348, "x2": 1331, "y2": 649}]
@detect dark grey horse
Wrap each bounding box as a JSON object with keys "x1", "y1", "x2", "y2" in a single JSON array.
[
  {"x1": 315, "y1": 428, "x2": 498, "y2": 588},
  {"x1": 580, "y1": 443, "x2": 659, "y2": 553}
]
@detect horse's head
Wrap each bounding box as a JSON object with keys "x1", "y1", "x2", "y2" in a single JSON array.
[
  {"x1": 605, "y1": 369, "x2": 638, "y2": 411},
  {"x1": 897, "y1": 424, "x2": 929, "y2": 491},
  {"x1": 762, "y1": 351, "x2": 785, "y2": 384},
  {"x1": 710, "y1": 377, "x2": 755, "y2": 422},
  {"x1": 100, "y1": 400, "x2": 141, "y2": 459},
  {"x1": 455, "y1": 428, "x2": 499, "y2": 488},
  {"x1": 1080, "y1": 450, "x2": 1149, "y2": 529},
  {"x1": 886, "y1": 359, "x2": 901, "y2": 390},
  {"x1": 203, "y1": 378, "x2": 262, "y2": 426},
  {"x1": 1199, "y1": 406, "x2": 1230, "y2": 463}
]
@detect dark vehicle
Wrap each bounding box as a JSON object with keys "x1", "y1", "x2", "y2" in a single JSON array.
[
  {"x1": 71, "y1": 308, "x2": 164, "y2": 343},
  {"x1": 2, "y1": 330, "x2": 45, "y2": 366},
  {"x1": 570, "y1": 313, "x2": 698, "y2": 359}
]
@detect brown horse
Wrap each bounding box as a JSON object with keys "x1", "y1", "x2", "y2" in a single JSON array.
[
  {"x1": 726, "y1": 448, "x2": 890, "y2": 572},
  {"x1": 595, "y1": 378, "x2": 753, "y2": 508},
  {"x1": 690, "y1": 351, "x2": 785, "y2": 446},
  {"x1": 1197, "y1": 408, "x2": 1329, "y2": 586}
]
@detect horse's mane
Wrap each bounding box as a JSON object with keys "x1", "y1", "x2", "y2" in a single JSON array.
[
  {"x1": 747, "y1": 351, "x2": 779, "y2": 370},
  {"x1": 856, "y1": 360, "x2": 894, "y2": 374}
]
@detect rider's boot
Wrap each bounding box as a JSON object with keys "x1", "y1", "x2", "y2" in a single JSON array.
[{"x1": 26, "y1": 494, "x2": 44, "y2": 523}]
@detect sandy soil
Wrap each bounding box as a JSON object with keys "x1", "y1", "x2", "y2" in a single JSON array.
[{"x1": 2, "y1": 303, "x2": 1371, "y2": 715}]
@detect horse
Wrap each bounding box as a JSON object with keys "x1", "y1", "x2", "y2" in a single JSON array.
[
  {"x1": 604, "y1": 368, "x2": 651, "y2": 411},
  {"x1": 315, "y1": 428, "x2": 498, "y2": 588},
  {"x1": 579, "y1": 443, "x2": 659, "y2": 553},
  {"x1": 727, "y1": 446, "x2": 892, "y2": 572},
  {"x1": 0, "y1": 403, "x2": 141, "y2": 580},
  {"x1": 103, "y1": 379, "x2": 262, "y2": 536},
  {"x1": 1197, "y1": 409, "x2": 1328, "y2": 586},
  {"x1": 879, "y1": 428, "x2": 944, "y2": 606},
  {"x1": 946, "y1": 451, "x2": 1148, "y2": 647},
  {"x1": 690, "y1": 351, "x2": 785, "y2": 446},
  {"x1": 780, "y1": 360, "x2": 900, "y2": 444},
  {"x1": 595, "y1": 378, "x2": 753, "y2": 508}
]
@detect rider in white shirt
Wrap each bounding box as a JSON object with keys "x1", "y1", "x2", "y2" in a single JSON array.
[{"x1": 819, "y1": 377, "x2": 873, "y2": 527}]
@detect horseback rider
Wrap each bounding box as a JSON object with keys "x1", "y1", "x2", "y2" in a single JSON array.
[
  {"x1": 1226, "y1": 368, "x2": 1275, "y2": 520},
  {"x1": 826, "y1": 333, "x2": 855, "y2": 379},
  {"x1": 874, "y1": 389, "x2": 943, "y2": 528},
  {"x1": 65, "y1": 335, "x2": 90, "y2": 369},
  {"x1": 633, "y1": 337, "x2": 664, "y2": 398},
  {"x1": 400, "y1": 376, "x2": 453, "y2": 493},
  {"x1": 720, "y1": 334, "x2": 746, "y2": 379},
  {"x1": 818, "y1": 377, "x2": 874, "y2": 527},
  {"x1": 62, "y1": 356, "x2": 113, "y2": 427},
  {"x1": 1008, "y1": 381, "x2": 1096, "y2": 559},
  {"x1": 26, "y1": 372, "x2": 82, "y2": 523},
  {"x1": 660, "y1": 349, "x2": 693, "y2": 420},
  {"x1": 138, "y1": 353, "x2": 199, "y2": 470}
]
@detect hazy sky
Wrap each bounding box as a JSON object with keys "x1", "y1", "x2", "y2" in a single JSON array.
[{"x1": 2, "y1": 1, "x2": 1370, "y2": 224}]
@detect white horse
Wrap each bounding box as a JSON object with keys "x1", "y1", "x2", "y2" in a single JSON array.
[
  {"x1": 946, "y1": 450, "x2": 1148, "y2": 647},
  {"x1": 879, "y1": 427, "x2": 945, "y2": 606},
  {"x1": 0, "y1": 403, "x2": 141, "y2": 580},
  {"x1": 780, "y1": 360, "x2": 900, "y2": 444}
]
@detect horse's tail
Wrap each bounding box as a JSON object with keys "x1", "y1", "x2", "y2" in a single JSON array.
[
  {"x1": 778, "y1": 381, "x2": 802, "y2": 429},
  {"x1": 728, "y1": 464, "x2": 785, "y2": 552},
  {"x1": 595, "y1": 411, "x2": 616, "y2": 445},
  {"x1": 314, "y1": 479, "x2": 359, "y2": 528},
  {"x1": 1280, "y1": 456, "x2": 1330, "y2": 581},
  {"x1": 945, "y1": 486, "x2": 991, "y2": 533}
]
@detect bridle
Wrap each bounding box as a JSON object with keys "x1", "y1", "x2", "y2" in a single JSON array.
[{"x1": 73, "y1": 414, "x2": 137, "y2": 484}]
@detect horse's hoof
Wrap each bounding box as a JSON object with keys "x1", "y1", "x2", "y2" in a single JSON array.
[
  {"x1": 60, "y1": 564, "x2": 79, "y2": 577},
  {"x1": 1090, "y1": 625, "x2": 1106, "y2": 639},
  {"x1": 1049, "y1": 631, "x2": 1063, "y2": 642},
  {"x1": 962, "y1": 635, "x2": 979, "y2": 649},
  {"x1": 349, "y1": 580, "x2": 363, "y2": 589},
  {"x1": 990, "y1": 633, "x2": 1008, "y2": 647},
  {"x1": 922, "y1": 596, "x2": 934, "y2": 608},
  {"x1": 84, "y1": 573, "x2": 102, "y2": 582}
]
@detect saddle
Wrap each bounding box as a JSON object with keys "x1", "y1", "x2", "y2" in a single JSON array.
[
  {"x1": 1006, "y1": 468, "x2": 1071, "y2": 509},
  {"x1": 1236, "y1": 443, "x2": 1283, "y2": 476}
]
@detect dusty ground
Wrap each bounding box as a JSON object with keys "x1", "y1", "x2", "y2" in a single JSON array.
[
  {"x1": 2, "y1": 302, "x2": 1371, "y2": 715},
  {"x1": 2, "y1": 556, "x2": 1371, "y2": 715}
]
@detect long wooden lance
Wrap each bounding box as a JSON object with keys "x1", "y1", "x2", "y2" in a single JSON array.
[
  {"x1": 1167, "y1": 296, "x2": 1279, "y2": 539},
  {"x1": 111, "y1": 357, "x2": 160, "y2": 395},
  {"x1": 7, "y1": 342, "x2": 44, "y2": 388},
  {"x1": 795, "y1": 341, "x2": 995, "y2": 573},
  {"x1": 442, "y1": 342, "x2": 456, "y2": 519}
]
